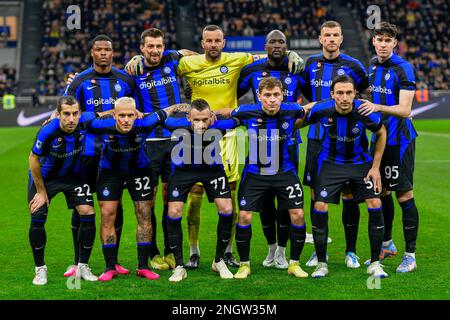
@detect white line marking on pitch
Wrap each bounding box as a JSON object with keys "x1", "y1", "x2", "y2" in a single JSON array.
[{"x1": 418, "y1": 131, "x2": 450, "y2": 138}]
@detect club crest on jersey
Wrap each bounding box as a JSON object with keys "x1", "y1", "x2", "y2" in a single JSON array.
[
  {"x1": 103, "y1": 187, "x2": 110, "y2": 197},
  {"x1": 220, "y1": 66, "x2": 228, "y2": 74},
  {"x1": 352, "y1": 126, "x2": 360, "y2": 134},
  {"x1": 240, "y1": 199, "x2": 247, "y2": 206},
  {"x1": 172, "y1": 189, "x2": 179, "y2": 198},
  {"x1": 257, "y1": 118, "x2": 263, "y2": 123},
  {"x1": 328, "y1": 117, "x2": 333, "y2": 123},
  {"x1": 91, "y1": 79, "x2": 96, "y2": 84},
  {"x1": 337, "y1": 68, "x2": 345, "y2": 75},
  {"x1": 164, "y1": 66, "x2": 171, "y2": 74},
  {"x1": 317, "y1": 62, "x2": 322, "y2": 68},
  {"x1": 135, "y1": 136, "x2": 142, "y2": 143},
  {"x1": 36, "y1": 140, "x2": 42, "y2": 149},
  {"x1": 306, "y1": 173, "x2": 311, "y2": 182},
  {"x1": 284, "y1": 77, "x2": 292, "y2": 85},
  {"x1": 114, "y1": 83, "x2": 122, "y2": 92},
  {"x1": 320, "y1": 189, "x2": 328, "y2": 198},
  {"x1": 79, "y1": 134, "x2": 84, "y2": 141},
  {"x1": 52, "y1": 137, "x2": 63, "y2": 148},
  {"x1": 282, "y1": 122, "x2": 289, "y2": 129},
  {"x1": 262, "y1": 71, "x2": 268, "y2": 76},
  {"x1": 384, "y1": 72, "x2": 390, "y2": 81}
]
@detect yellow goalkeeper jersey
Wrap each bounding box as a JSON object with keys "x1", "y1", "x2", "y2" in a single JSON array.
[{"x1": 177, "y1": 52, "x2": 257, "y2": 110}]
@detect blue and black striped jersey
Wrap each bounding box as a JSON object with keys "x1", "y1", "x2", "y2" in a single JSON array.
[
  {"x1": 300, "y1": 53, "x2": 368, "y2": 141},
  {"x1": 30, "y1": 112, "x2": 97, "y2": 180},
  {"x1": 231, "y1": 103, "x2": 305, "y2": 176},
  {"x1": 368, "y1": 53, "x2": 417, "y2": 146},
  {"x1": 64, "y1": 66, "x2": 134, "y2": 156},
  {"x1": 164, "y1": 114, "x2": 239, "y2": 170},
  {"x1": 133, "y1": 50, "x2": 183, "y2": 139},
  {"x1": 85, "y1": 110, "x2": 167, "y2": 174},
  {"x1": 306, "y1": 99, "x2": 382, "y2": 172},
  {"x1": 238, "y1": 56, "x2": 303, "y2": 146}
]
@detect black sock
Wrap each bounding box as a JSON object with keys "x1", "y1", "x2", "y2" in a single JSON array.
[
  {"x1": 368, "y1": 207, "x2": 384, "y2": 262},
  {"x1": 71, "y1": 209, "x2": 80, "y2": 264},
  {"x1": 115, "y1": 204, "x2": 124, "y2": 261},
  {"x1": 342, "y1": 198, "x2": 360, "y2": 254},
  {"x1": 137, "y1": 242, "x2": 151, "y2": 269},
  {"x1": 78, "y1": 214, "x2": 96, "y2": 264},
  {"x1": 259, "y1": 194, "x2": 276, "y2": 245},
  {"x1": 150, "y1": 206, "x2": 160, "y2": 258},
  {"x1": 162, "y1": 204, "x2": 170, "y2": 256},
  {"x1": 310, "y1": 200, "x2": 315, "y2": 228},
  {"x1": 277, "y1": 209, "x2": 291, "y2": 247},
  {"x1": 381, "y1": 194, "x2": 395, "y2": 242},
  {"x1": 102, "y1": 244, "x2": 117, "y2": 271},
  {"x1": 215, "y1": 212, "x2": 233, "y2": 262},
  {"x1": 29, "y1": 212, "x2": 47, "y2": 267},
  {"x1": 400, "y1": 198, "x2": 419, "y2": 253},
  {"x1": 235, "y1": 224, "x2": 252, "y2": 262},
  {"x1": 289, "y1": 224, "x2": 306, "y2": 261},
  {"x1": 167, "y1": 216, "x2": 183, "y2": 267},
  {"x1": 312, "y1": 209, "x2": 328, "y2": 263}
]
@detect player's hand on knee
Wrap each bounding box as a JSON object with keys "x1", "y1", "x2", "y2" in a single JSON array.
[
  {"x1": 125, "y1": 55, "x2": 144, "y2": 76},
  {"x1": 29, "y1": 192, "x2": 49, "y2": 213},
  {"x1": 365, "y1": 168, "x2": 382, "y2": 194},
  {"x1": 286, "y1": 50, "x2": 305, "y2": 74}
]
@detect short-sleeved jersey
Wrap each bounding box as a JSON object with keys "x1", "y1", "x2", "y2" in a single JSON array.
[
  {"x1": 30, "y1": 112, "x2": 96, "y2": 180},
  {"x1": 300, "y1": 53, "x2": 368, "y2": 141},
  {"x1": 85, "y1": 110, "x2": 167, "y2": 174},
  {"x1": 231, "y1": 103, "x2": 305, "y2": 175},
  {"x1": 64, "y1": 66, "x2": 134, "y2": 156},
  {"x1": 133, "y1": 50, "x2": 183, "y2": 139},
  {"x1": 238, "y1": 56, "x2": 303, "y2": 146},
  {"x1": 164, "y1": 115, "x2": 239, "y2": 170},
  {"x1": 306, "y1": 99, "x2": 382, "y2": 170},
  {"x1": 177, "y1": 52, "x2": 256, "y2": 110},
  {"x1": 368, "y1": 54, "x2": 417, "y2": 146}
]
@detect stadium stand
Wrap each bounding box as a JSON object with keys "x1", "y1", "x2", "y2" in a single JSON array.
[
  {"x1": 37, "y1": 0, "x2": 178, "y2": 96},
  {"x1": 0, "y1": 64, "x2": 16, "y2": 97}
]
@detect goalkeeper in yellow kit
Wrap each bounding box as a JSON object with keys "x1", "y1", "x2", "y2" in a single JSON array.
[{"x1": 126, "y1": 25, "x2": 304, "y2": 269}]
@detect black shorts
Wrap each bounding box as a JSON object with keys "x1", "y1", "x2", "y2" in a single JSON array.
[
  {"x1": 97, "y1": 169, "x2": 153, "y2": 202},
  {"x1": 288, "y1": 143, "x2": 299, "y2": 173},
  {"x1": 168, "y1": 166, "x2": 231, "y2": 203},
  {"x1": 28, "y1": 175, "x2": 94, "y2": 214},
  {"x1": 81, "y1": 155, "x2": 101, "y2": 192},
  {"x1": 377, "y1": 141, "x2": 415, "y2": 192},
  {"x1": 303, "y1": 139, "x2": 321, "y2": 187},
  {"x1": 238, "y1": 170, "x2": 304, "y2": 211},
  {"x1": 314, "y1": 160, "x2": 380, "y2": 204},
  {"x1": 145, "y1": 139, "x2": 175, "y2": 185}
]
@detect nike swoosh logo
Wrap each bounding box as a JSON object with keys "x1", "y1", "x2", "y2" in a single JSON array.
[
  {"x1": 170, "y1": 246, "x2": 177, "y2": 250},
  {"x1": 256, "y1": 77, "x2": 264, "y2": 80},
  {"x1": 86, "y1": 199, "x2": 93, "y2": 202},
  {"x1": 17, "y1": 110, "x2": 54, "y2": 127},
  {"x1": 404, "y1": 226, "x2": 416, "y2": 230},
  {"x1": 251, "y1": 123, "x2": 262, "y2": 127},
  {"x1": 295, "y1": 202, "x2": 303, "y2": 205},
  {"x1": 323, "y1": 124, "x2": 333, "y2": 127},
  {"x1": 312, "y1": 69, "x2": 320, "y2": 72},
  {"x1": 52, "y1": 144, "x2": 62, "y2": 148},
  {"x1": 83, "y1": 246, "x2": 93, "y2": 249},
  {"x1": 411, "y1": 101, "x2": 440, "y2": 117},
  {"x1": 222, "y1": 239, "x2": 230, "y2": 243},
  {"x1": 389, "y1": 183, "x2": 399, "y2": 187},
  {"x1": 220, "y1": 191, "x2": 229, "y2": 195},
  {"x1": 35, "y1": 245, "x2": 45, "y2": 250},
  {"x1": 141, "y1": 192, "x2": 151, "y2": 197},
  {"x1": 87, "y1": 85, "x2": 96, "y2": 90},
  {"x1": 346, "y1": 224, "x2": 358, "y2": 227},
  {"x1": 376, "y1": 226, "x2": 384, "y2": 229}
]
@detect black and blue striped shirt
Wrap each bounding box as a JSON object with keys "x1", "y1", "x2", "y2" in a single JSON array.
[
  {"x1": 300, "y1": 53, "x2": 368, "y2": 141},
  {"x1": 133, "y1": 50, "x2": 183, "y2": 139},
  {"x1": 306, "y1": 99, "x2": 382, "y2": 173},
  {"x1": 231, "y1": 103, "x2": 305, "y2": 176},
  {"x1": 64, "y1": 66, "x2": 134, "y2": 156},
  {"x1": 368, "y1": 53, "x2": 417, "y2": 146},
  {"x1": 31, "y1": 112, "x2": 96, "y2": 180}
]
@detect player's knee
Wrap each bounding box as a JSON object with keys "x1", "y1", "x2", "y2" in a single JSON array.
[
  {"x1": 162, "y1": 183, "x2": 169, "y2": 202},
  {"x1": 381, "y1": 189, "x2": 391, "y2": 197},
  {"x1": 366, "y1": 198, "x2": 382, "y2": 209},
  {"x1": 314, "y1": 201, "x2": 328, "y2": 212},
  {"x1": 289, "y1": 209, "x2": 305, "y2": 224},
  {"x1": 30, "y1": 211, "x2": 48, "y2": 227},
  {"x1": 228, "y1": 181, "x2": 236, "y2": 191},
  {"x1": 238, "y1": 211, "x2": 252, "y2": 225},
  {"x1": 341, "y1": 190, "x2": 353, "y2": 200},
  {"x1": 396, "y1": 190, "x2": 413, "y2": 202},
  {"x1": 77, "y1": 205, "x2": 94, "y2": 215},
  {"x1": 167, "y1": 205, "x2": 182, "y2": 219}
]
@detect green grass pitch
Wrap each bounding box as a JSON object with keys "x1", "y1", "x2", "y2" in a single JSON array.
[{"x1": 0, "y1": 119, "x2": 449, "y2": 300}]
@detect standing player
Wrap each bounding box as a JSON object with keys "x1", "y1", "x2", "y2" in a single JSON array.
[
  {"x1": 300, "y1": 21, "x2": 369, "y2": 268},
  {"x1": 126, "y1": 24, "x2": 304, "y2": 268},
  {"x1": 64, "y1": 34, "x2": 134, "y2": 277},
  {"x1": 304, "y1": 76, "x2": 387, "y2": 278},
  {"x1": 132, "y1": 28, "x2": 197, "y2": 271},
  {"x1": 83, "y1": 97, "x2": 189, "y2": 281},
  {"x1": 28, "y1": 96, "x2": 100, "y2": 285},
  {"x1": 237, "y1": 30, "x2": 303, "y2": 269},
  {"x1": 358, "y1": 22, "x2": 418, "y2": 273},
  {"x1": 163, "y1": 99, "x2": 239, "y2": 282},
  {"x1": 218, "y1": 77, "x2": 310, "y2": 279}
]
